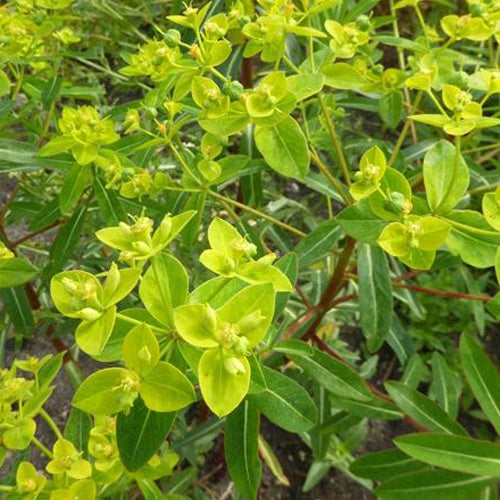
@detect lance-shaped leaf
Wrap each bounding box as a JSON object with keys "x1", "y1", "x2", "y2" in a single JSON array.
[
  {"x1": 225, "y1": 400, "x2": 261, "y2": 500},
  {"x1": 357, "y1": 243, "x2": 393, "y2": 352},
  {"x1": 385, "y1": 381, "x2": 468, "y2": 435},
  {"x1": 293, "y1": 219, "x2": 341, "y2": 268},
  {"x1": 430, "y1": 352, "x2": 461, "y2": 419},
  {"x1": 0, "y1": 258, "x2": 38, "y2": 288},
  {"x1": 460, "y1": 334, "x2": 500, "y2": 434},
  {"x1": 394, "y1": 434, "x2": 500, "y2": 478},
  {"x1": 350, "y1": 448, "x2": 428, "y2": 480},
  {"x1": 375, "y1": 470, "x2": 496, "y2": 500},
  {"x1": 275, "y1": 343, "x2": 372, "y2": 402},
  {"x1": 249, "y1": 367, "x2": 317, "y2": 433},
  {"x1": 117, "y1": 397, "x2": 176, "y2": 471}
]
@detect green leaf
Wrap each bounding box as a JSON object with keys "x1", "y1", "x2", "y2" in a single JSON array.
[
  {"x1": 431, "y1": 352, "x2": 460, "y2": 419},
  {"x1": 140, "y1": 361, "x2": 196, "y2": 412},
  {"x1": 329, "y1": 395, "x2": 403, "y2": 420},
  {"x1": 73, "y1": 367, "x2": 137, "y2": 415},
  {"x1": 336, "y1": 199, "x2": 386, "y2": 244},
  {"x1": 75, "y1": 306, "x2": 116, "y2": 356},
  {"x1": 423, "y1": 140, "x2": 469, "y2": 214},
  {"x1": 217, "y1": 283, "x2": 275, "y2": 348},
  {"x1": 375, "y1": 470, "x2": 495, "y2": 500},
  {"x1": 122, "y1": 323, "x2": 159, "y2": 377},
  {"x1": 322, "y1": 63, "x2": 365, "y2": 90},
  {"x1": 357, "y1": 243, "x2": 393, "y2": 352},
  {"x1": 482, "y1": 192, "x2": 500, "y2": 231},
  {"x1": 0, "y1": 257, "x2": 38, "y2": 288},
  {"x1": 254, "y1": 115, "x2": 309, "y2": 181},
  {"x1": 41, "y1": 76, "x2": 62, "y2": 108},
  {"x1": 1, "y1": 287, "x2": 35, "y2": 336},
  {"x1": 94, "y1": 176, "x2": 126, "y2": 225},
  {"x1": 379, "y1": 91, "x2": 403, "y2": 129},
  {"x1": 48, "y1": 206, "x2": 86, "y2": 273},
  {"x1": 225, "y1": 399, "x2": 261, "y2": 500},
  {"x1": 294, "y1": 219, "x2": 341, "y2": 268},
  {"x1": 385, "y1": 381, "x2": 468, "y2": 435},
  {"x1": 394, "y1": 434, "x2": 500, "y2": 478},
  {"x1": 59, "y1": 164, "x2": 92, "y2": 214},
  {"x1": 350, "y1": 448, "x2": 428, "y2": 480},
  {"x1": 116, "y1": 397, "x2": 176, "y2": 471},
  {"x1": 0, "y1": 69, "x2": 11, "y2": 96},
  {"x1": 460, "y1": 334, "x2": 500, "y2": 435},
  {"x1": 198, "y1": 348, "x2": 250, "y2": 417},
  {"x1": 3, "y1": 418, "x2": 36, "y2": 450},
  {"x1": 286, "y1": 73, "x2": 324, "y2": 101},
  {"x1": 174, "y1": 303, "x2": 218, "y2": 348},
  {"x1": 444, "y1": 210, "x2": 500, "y2": 268},
  {"x1": 285, "y1": 345, "x2": 372, "y2": 402},
  {"x1": 64, "y1": 408, "x2": 92, "y2": 458},
  {"x1": 273, "y1": 253, "x2": 298, "y2": 321},
  {"x1": 139, "y1": 253, "x2": 188, "y2": 327},
  {"x1": 249, "y1": 367, "x2": 317, "y2": 433}
]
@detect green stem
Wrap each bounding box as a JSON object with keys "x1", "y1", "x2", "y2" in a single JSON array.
[
  {"x1": 39, "y1": 409, "x2": 63, "y2": 440},
  {"x1": 318, "y1": 94, "x2": 351, "y2": 186},
  {"x1": 208, "y1": 191, "x2": 306, "y2": 237},
  {"x1": 388, "y1": 90, "x2": 424, "y2": 167},
  {"x1": 427, "y1": 89, "x2": 449, "y2": 117},
  {"x1": 116, "y1": 313, "x2": 170, "y2": 335},
  {"x1": 310, "y1": 149, "x2": 352, "y2": 204},
  {"x1": 32, "y1": 437, "x2": 54, "y2": 459}
]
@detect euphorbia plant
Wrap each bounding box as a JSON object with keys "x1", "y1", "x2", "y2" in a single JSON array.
[{"x1": 0, "y1": 0, "x2": 499, "y2": 498}]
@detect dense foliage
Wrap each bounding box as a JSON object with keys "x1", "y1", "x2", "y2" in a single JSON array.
[{"x1": 0, "y1": 0, "x2": 499, "y2": 498}]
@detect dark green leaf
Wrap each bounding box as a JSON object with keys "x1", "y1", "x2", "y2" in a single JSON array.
[
  {"x1": 395, "y1": 433, "x2": 500, "y2": 478},
  {"x1": 249, "y1": 367, "x2": 317, "y2": 432},
  {"x1": 460, "y1": 334, "x2": 500, "y2": 435},
  {"x1": 225, "y1": 399, "x2": 261, "y2": 500},
  {"x1": 294, "y1": 219, "x2": 341, "y2": 268},
  {"x1": 376, "y1": 470, "x2": 495, "y2": 500},
  {"x1": 357, "y1": 243, "x2": 393, "y2": 352},
  {"x1": 385, "y1": 381, "x2": 468, "y2": 435},
  {"x1": 117, "y1": 397, "x2": 176, "y2": 471},
  {"x1": 350, "y1": 448, "x2": 428, "y2": 480}
]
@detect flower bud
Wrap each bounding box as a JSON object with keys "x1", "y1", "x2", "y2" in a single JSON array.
[
  {"x1": 153, "y1": 215, "x2": 172, "y2": 247},
  {"x1": 238, "y1": 309, "x2": 266, "y2": 334},
  {"x1": 232, "y1": 335, "x2": 250, "y2": 355},
  {"x1": 164, "y1": 28, "x2": 181, "y2": 47},
  {"x1": 138, "y1": 345, "x2": 152, "y2": 364},
  {"x1": 223, "y1": 356, "x2": 246, "y2": 375},
  {"x1": 222, "y1": 80, "x2": 244, "y2": 100},
  {"x1": 356, "y1": 15, "x2": 371, "y2": 31},
  {"x1": 131, "y1": 241, "x2": 152, "y2": 255},
  {"x1": 79, "y1": 308, "x2": 103, "y2": 322}
]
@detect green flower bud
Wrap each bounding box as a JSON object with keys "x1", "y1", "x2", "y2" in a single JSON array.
[
  {"x1": 239, "y1": 15, "x2": 251, "y2": 27},
  {"x1": 153, "y1": 215, "x2": 173, "y2": 247},
  {"x1": 79, "y1": 308, "x2": 103, "y2": 322},
  {"x1": 383, "y1": 191, "x2": 413, "y2": 215},
  {"x1": 164, "y1": 28, "x2": 181, "y2": 47},
  {"x1": 238, "y1": 309, "x2": 266, "y2": 334},
  {"x1": 356, "y1": 14, "x2": 371, "y2": 31},
  {"x1": 222, "y1": 80, "x2": 244, "y2": 100},
  {"x1": 138, "y1": 345, "x2": 152, "y2": 364},
  {"x1": 223, "y1": 356, "x2": 246, "y2": 375},
  {"x1": 232, "y1": 335, "x2": 250, "y2": 356},
  {"x1": 131, "y1": 241, "x2": 152, "y2": 255},
  {"x1": 469, "y1": 2, "x2": 485, "y2": 16}
]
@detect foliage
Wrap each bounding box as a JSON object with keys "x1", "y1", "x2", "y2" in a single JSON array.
[{"x1": 0, "y1": 0, "x2": 499, "y2": 498}]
